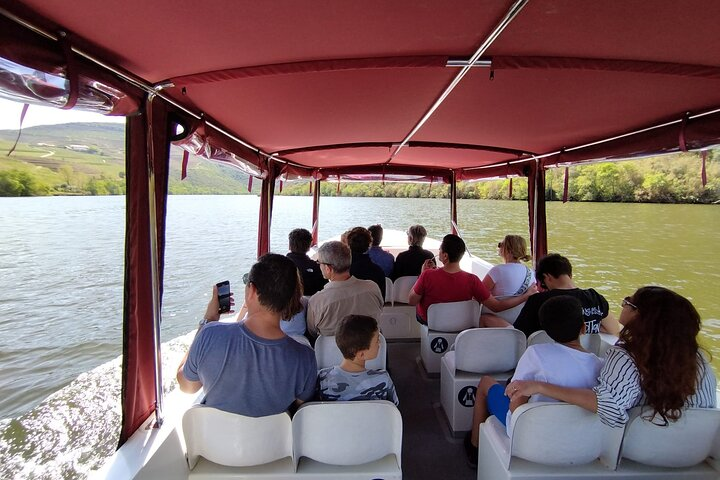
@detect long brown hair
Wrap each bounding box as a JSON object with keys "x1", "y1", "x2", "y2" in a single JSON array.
[{"x1": 619, "y1": 286, "x2": 702, "y2": 423}]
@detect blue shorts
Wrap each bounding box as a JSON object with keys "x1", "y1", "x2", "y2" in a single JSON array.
[{"x1": 487, "y1": 384, "x2": 511, "y2": 426}]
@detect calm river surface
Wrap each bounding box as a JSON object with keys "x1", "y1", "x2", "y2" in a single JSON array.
[{"x1": 0, "y1": 195, "x2": 718, "y2": 478}]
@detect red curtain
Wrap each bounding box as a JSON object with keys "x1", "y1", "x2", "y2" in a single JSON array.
[
  {"x1": 257, "y1": 162, "x2": 280, "y2": 258},
  {"x1": 527, "y1": 161, "x2": 548, "y2": 266},
  {"x1": 119, "y1": 99, "x2": 171, "y2": 446}
]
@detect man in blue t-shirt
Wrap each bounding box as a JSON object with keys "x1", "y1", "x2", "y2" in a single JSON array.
[{"x1": 177, "y1": 254, "x2": 317, "y2": 416}]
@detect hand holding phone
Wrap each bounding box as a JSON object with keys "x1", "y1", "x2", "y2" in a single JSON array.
[{"x1": 216, "y1": 280, "x2": 231, "y2": 314}]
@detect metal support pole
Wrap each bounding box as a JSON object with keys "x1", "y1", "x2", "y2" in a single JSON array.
[
  {"x1": 311, "y1": 179, "x2": 321, "y2": 246},
  {"x1": 450, "y1": 171, "x2": 458, "y2": 235},
  {"x1": 145, "y1": 93, "x2": 164, "y2": 427}
]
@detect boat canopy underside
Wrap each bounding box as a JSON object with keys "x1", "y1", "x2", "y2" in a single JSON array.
[{"x1": 2, "y1": 0, "x2": 720, "y2": 451}]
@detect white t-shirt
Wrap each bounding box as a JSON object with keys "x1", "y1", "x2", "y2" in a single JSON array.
[
  {"x1": 487, "y1": 263, "x2": 533, "y2": 297},
  {"x1": 506, "y1": 343, "x2": 604, "y2": 434}
]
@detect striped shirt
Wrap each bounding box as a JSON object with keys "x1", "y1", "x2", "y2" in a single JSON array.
[{"x1": 593, "y1": 346, "x2": 717, "y2": 427}]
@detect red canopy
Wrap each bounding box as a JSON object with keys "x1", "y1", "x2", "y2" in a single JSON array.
[
  {"x1": 3, "y1": 0, "x2": 720, "y2": 448},
  {"x1": 3, "y1": 0, "x2": 720, "y2": 178}
]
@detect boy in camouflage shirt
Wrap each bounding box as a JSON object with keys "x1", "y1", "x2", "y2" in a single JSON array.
[{"x1": 317, "y1": 315, "x2": 399, "y2": 405}]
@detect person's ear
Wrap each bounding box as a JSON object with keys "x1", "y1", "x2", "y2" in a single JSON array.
[{"x1": 581, "y1": 323, "x2": 586, "y2": 335}]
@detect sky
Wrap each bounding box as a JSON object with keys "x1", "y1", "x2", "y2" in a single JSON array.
[{"x1": 0, "y1": 98, "x2": 125, "y2": 131}]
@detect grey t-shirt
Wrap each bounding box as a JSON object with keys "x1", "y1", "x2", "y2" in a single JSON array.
[
  {"x1": 184, "y1": 322, "x2": 317, "y2": 416},
  {"x1": 318, "y1": 366, "x2": 399, "y2": 405}
]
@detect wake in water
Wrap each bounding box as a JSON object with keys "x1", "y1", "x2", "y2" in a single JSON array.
[{"x1": 0, "y1": 332, "x2": 195, "y2": 480}]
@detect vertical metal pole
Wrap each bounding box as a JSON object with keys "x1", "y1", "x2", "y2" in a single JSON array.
[
  {"x1": 450, "y1": 171, "x2": 458, "y2": 235},
  {"x1": 311, "y1": 179, "x2": 321, "y2": 246},
  {"x1": 145, "y1": 93, "x2": 164, "y2": 427},
  {"x1": 531, "y1": 159, "x2": 539, "y2": 267}
]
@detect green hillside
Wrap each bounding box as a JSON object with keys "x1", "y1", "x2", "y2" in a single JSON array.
[
  {"x1": 0, "y1": 122, "x2": 718, "y2": 202},
  {"x1": 0, "y1": 123, "x2": 251, "y2": 196}
]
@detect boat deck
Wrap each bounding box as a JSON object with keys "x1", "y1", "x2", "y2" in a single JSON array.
[{"x1": 389, "y1": 340, "x2": 475, "y2": 480}]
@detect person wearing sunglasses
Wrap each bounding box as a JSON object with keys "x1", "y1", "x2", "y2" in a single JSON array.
[
  {"x1": 507, "y1": 286, "x2": 716, "y2": 429},
  {"x1": 176, "y1": 254, "x2": 317, "y2": 416},
  {"x1": 480, "y1": 235, "x2": 534, "y2": 327}
]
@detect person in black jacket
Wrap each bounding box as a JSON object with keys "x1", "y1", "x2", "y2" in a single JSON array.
[
  {"x1": 346, "y1": 226, "x2": 386, "y2": 299},
  {"x1": 392, "y1": 224, "x2": 434, "y2": 280},
  {"x1": 286, "y1": 228, "x2": 327, "y2": 296}
]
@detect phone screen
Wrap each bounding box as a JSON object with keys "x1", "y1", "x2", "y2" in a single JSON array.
[
  {"x1": 217, "y1": 281, "x2": 230, "y2": 298},
  {"x1": 217, "y1": 281, "x2": 231, "y2": 313}
]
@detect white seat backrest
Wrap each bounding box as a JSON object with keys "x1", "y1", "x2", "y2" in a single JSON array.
[
  {"x1": 509, "y1": 402, "x2": 606, "y2": 467},
  {"x1": 292, "y1": 401, "x2": 402, "y2": 468},
  {"x1": 454, "y1": 328, "x2": 526, "y2": 373},
  {"x1": 621, "y1": 407, "x2": 720, "y2": 468},
  {"x1": 527, "y1": 329, "x2": 554, "y2": 347},
  {"x1": 315, "y1": 334, "x2": 387, "y2": 370},
  {"x1": 482, "y1": 295, "x2": 525, "y2": 324},
  {"x1": 182, "y1": 405, "x2": 292, "y2": 470},
  {"x1": 385, "y1": 277, "x2": 393, "y2": 303},
  {"x1": 427, "y1": 300, "x2": 480, "y2": 333},
  {"x1": 392, "y1": 275, "x2": 418, "y2": 304}
]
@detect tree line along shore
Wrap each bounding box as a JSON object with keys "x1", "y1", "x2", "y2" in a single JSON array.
[{"x1": 0, "y1": 132, "x2": 718, "y2": 203}]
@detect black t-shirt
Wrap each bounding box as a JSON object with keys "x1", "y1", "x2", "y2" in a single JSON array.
[
  {"x1": 287, "y1": 252, "x2": 328, "y2": 296},
  {"x1": 392, "y1": 246, "x2": 434, "y2": 280},
  {"x1": 350, "y1": 253, "x2": 386, "y2": 299},
  {"x1": 513, "y1": 288, "x2": 610, "y2": 337}
]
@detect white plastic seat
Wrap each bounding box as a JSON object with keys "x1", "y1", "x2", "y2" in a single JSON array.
[
  {"x1": 420, "y1": 300, "x2": 480, "y2": 374},
  {"x1": 440, "y1": 328, "x2": 526, "y2": 433},
  {"x1": 527, "y1": 330, "x2": 616, "y2": 359},
  {"x1": 526, "y1": 329, "x2": 553, "y2": 346},
  {"x1": 315, "y1": 334, "x2": 387, "y2": 370},
  {"x1": 182, "y1": 405, "x2": 294, "y2": 476},
  {"x1": 477, "y1": 402, "x2": 622, "y2": 480},
  {"x1": 292, "y1": 401, "x2": 402, "y2": 478},
  {"x1": 378, "y1": 308, "x2": 417, "y2": 340},
  {"x1": 391, "y1": 275, "x2": 418, "y2": 304},
  {"x1": 481, "y1": 297, "x2": 526, "y2": 325},
  {"x1": 620, "y1": 407, "x2": 720, "y2": 468}
]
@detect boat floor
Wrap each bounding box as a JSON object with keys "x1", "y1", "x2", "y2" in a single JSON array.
[{"x1": 387, "y1": 340, "x2": 476, "y2": 480}]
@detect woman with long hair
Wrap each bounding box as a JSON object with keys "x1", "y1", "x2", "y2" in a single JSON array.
[
  {"x1": 506, "y1": 286, "x2": 716, "y2": 426},
  {"x1": 480, "y1": 235, "x2": 534, "y2": 327}
]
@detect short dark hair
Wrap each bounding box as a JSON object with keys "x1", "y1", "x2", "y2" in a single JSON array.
[
  {"x1": 535, "y1": 253, "x2": 572, "y2": 287},
  {"x1": 440, "y1": 234, "x2": 465, "y2": 263},
  {"x1": 539, "y1": 295, "x2": 584, "y2": 343},
  {"x1": 248, "y1": 253, "x2": 303, "y2": 319},
  {"x1": 288, "y1": 228, "x2": 312, "y2": 254},
  {"x1": 346, "y1": 227, "x2": 372, "y2": 254},
  {"x1": 335, "y1": 315, "x2": 378, "y2": 359},
  {"x1": 368, "y1": 224, "x2": 383, "y2": 247}
]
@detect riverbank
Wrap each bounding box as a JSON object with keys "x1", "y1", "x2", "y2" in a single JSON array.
[{"x1": 1, "y1": 124, "x2": 718, "y2": 201}]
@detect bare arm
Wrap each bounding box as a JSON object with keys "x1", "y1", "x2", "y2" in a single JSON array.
[
  {"x1": 482, "y1": 284, "x2": 537, "y2": 312},
  {"x1": 505, "y1": 380, "x2": 598, "y2": 413},
  {"x1": 408, "y1": 288, "x2": 421, "y2": 306},
  {"x1": 600, "y1": 312, "x2": 620, "y2": 335},
  {"x1": 508, "y1": 393, "x2": 529, "y2": 413},
  {"x1": 175, "y1": 284, "x2": 226, "y2": 394},
  {"x1": 482, "y1": 274, "x2": 495, "y2": 292},
  {"x1": 176, "y1": 349, "x2": 203, "y2": 393}
]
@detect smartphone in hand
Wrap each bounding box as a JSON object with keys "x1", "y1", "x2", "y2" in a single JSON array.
[{"x1": 216, "y1": 280, "x2": 231, "y2": 314}]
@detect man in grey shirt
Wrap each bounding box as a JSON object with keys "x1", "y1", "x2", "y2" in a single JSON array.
[
  {"x1": 177, "y1": 254, "x2": 317, "y2": 416},
  {"x1": 307, "y1": 241, "x2": 383, "y2": 338}
]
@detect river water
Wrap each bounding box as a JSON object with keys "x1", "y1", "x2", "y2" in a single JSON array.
[{"x1": 0, "y1": 195, "x2": 718, "y2": 478}]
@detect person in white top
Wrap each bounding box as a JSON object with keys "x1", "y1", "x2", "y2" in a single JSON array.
[
  {"x1": 465, "y1": 295, "x2": 603, "y2": 467},
  {"x1": 507, "y1": 286, "x2": 716, "y2": 428},
  {"x1": 480, "y1": 235, "x2": 534, "y2": 327}
]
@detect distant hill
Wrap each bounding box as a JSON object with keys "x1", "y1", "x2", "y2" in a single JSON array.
[{"x1": 0, "y1": 122, "x2": 253, "y2": 195}]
